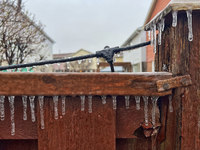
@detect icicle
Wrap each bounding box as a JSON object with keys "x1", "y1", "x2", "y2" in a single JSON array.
[
  {"x1": 151, "y1": 96, "x2": 159, "y2": 127},
  {"x1": 101, "y1": 95, "x2": 106, "y2": 104},
  {"x1": 67, "y1": 62, "x2": 70, "y2": 69},
  {"x1": 22, "y1": 96, "x2": 27, "y2": 121},
  {"x1": 29, "y1": 96, "x2": 35, "y2": 122},
  {"x1": 88, "y1": 96, "x2": 92, "y2": 113},
  {"x1": 0, "y1": 96, "x2": 5, "y2": 121},
  {"x1": 38, "y1": 96, "x2": 45, "y2": 129},
  {"x1": 150, "y1": 25, "x2": 154, "y2": 46},
  {"x1": 142, "y1": 96, "x2": 149, "y2": 126},
  {"x1": 8, "y1": 96, "x2": 15, "y2": 136},
  {"x1": 186, "y1": 9, "x2": 193, "y2": 41},
  {"x1": 78, "y1": 60, "x2": 82, "y2": 64},
  {"x1": 135, "y1": 96, "x2": 141, "y2": 110},
  {"x1": 161, "y1": 18, "x2": 165, "y2": 32},
  {"x1": 61, "y1": 96, "x2": 65, "y2": 115},
  {"x1": 153, "y1": 22, "x2": 157, "y2": 53},
  {"x1": 172, "y1": 10, "x2": 178, "y2": 27},
  {"x1": 112, "y1": 96, "x2": 117, "y2": 110},
  {"x1": 125, "y1": 96, "x2": 130, "y2": 109},
  {"x1": 53, "y1": 96, "x2": 59, "y2": 119},
  {"x1": 97, "y1": 58, "x2": 99, "y2": 65},
  {"x1": 26, "y1": 67, "x2": 29, "y2": 72},
  {"x1": 148, "y1": 31, "x2": 151, "y2": 40},
  {"x1": 80, "y1": 96, "x2": 85, "y2": 111},
  {"x1": 158, "y1": 22, "x2": 162, "y2": 45},
  {"x1": 169, "y1": 95, "x2": 173, "y2": 113}
]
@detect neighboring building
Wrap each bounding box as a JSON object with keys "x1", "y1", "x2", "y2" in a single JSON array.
[
  {"x1": 144, "y1": 0, "x2": 171, "y2": 72},
  {"x1": 121, "y1": 27, "x2": 147, "y2": 72},
  {"x1": 53, "y1": 49, "x2": 98, "y2": 72}
]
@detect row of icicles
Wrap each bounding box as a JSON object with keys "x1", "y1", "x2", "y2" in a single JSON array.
[
  {"x1": 0, "y1": 95, "x2": 173, "y2": 136},
  {"x1": 148, "y1": 9, "x2": 193, "y2": 54}
]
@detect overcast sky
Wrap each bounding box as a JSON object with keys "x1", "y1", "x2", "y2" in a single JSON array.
[{"x1": 25, "y1": 0, "x2": 152, "y2": 54}]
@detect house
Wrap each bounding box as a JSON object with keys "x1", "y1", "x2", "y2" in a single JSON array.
[
  {"x1": 144, "y1": 0, "x2": 171, "y2": 72},
  {"x1": 121, "y1": 27, "x2": 147, "y2": 72},
  {"x1": 53, "y1": 49, "x2": 98, "y2": 72}
]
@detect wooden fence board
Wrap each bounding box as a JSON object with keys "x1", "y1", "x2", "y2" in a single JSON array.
[{"x1": 38, "y1": 96, "x2": 116, "y2": 150}]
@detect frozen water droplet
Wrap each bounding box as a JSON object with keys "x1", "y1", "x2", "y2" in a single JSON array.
[
  {"x1": 186, "y1": 9, "x2": 193, "y2": 41},
  {"x1": 101, "y1": 95, "x2": 106, "y2": 104},
  {"x1": 158, "y1": 22, "x2": 162, "y2": 45},
  {"x1": 61, "y1": 96, "x2": 65, "y2": 115},
  {"x1": 125, "y1": 96, "x2": 130, "y2": 109},
  {"x1": 112, "y1": 96, "x2": 117, "y2": 110},
  {"x1": 88, "y1": 96, "x2": 92, "y2": 113},
  {"x1": 151, "y1": 96, "x2": 159, "y2": 127},
  {"x1": 45, "y1": 64, "x2": 49, "y2": 67},
  {"x1": 80, "y1": 96, "x2": 85, "y2": 111},
  {"x1": 53, "y1": 96, "x2": 59, "y2": 119},
  {"x1": 172, "y1": 10, "x2": 178, "y2": 27},
  {"x1": 8, "y1": 96, "x2": 15, "y2": 135},
  {"x1": 169, "y1": 95, "x2": 173, "y2": 113},
  {"x1": 153, "y1": 23, "x2": 157, "y2": 53},
  {"x1": 22, "y1": 96, "x2": 27, "y2": 121},
  {"x1": 135, "y1": 96, "x2": 141, "y2": 110},
  {"x1": 142, "y1": 96, "x2": 149, "y2": 126},
  {"x1": 89, "y1": 58, "x2": 92, "y2": 63},
  {"x1": 97, "y1": 58, "x2": 99, "y2": 65},
  {"x1": 78, "y1": 60, "x2": 82, "y2": 64},
  {"x1": 0, "y1": 96, "x2": 5, "y2": 121},
  {"x1": 26, "y1": 67, "x2": 29, "y2": 72},
  {"x1": 29, "y1": 96, "x2": 35, "y2": 122},
  {"x1": 117, "y1": 53, "x2": 120, "y2": 57},
  {"x1": 38, "y1": 96, "x2": 45, "y2": 129},
  {"x1": 161, "y1": 18, "x2": 165, "y2": 32},
  {"x1": 57, "y1": 63, "x2": 60, "y2": 66}
]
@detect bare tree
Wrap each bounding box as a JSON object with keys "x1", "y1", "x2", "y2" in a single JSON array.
[
  {"x1": 0, "y1": 0, "x2": 47, "y2": 66},
  {"x1": 69, "y1": 59, "x2": 94, "y2": 72}
]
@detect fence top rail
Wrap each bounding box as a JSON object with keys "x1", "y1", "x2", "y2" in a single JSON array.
[{"x1": 0, "y1": 72, "x2": 172, "y2": 96}]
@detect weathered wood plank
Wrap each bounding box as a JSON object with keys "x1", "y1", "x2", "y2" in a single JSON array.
[
  {"x1": 0, "y1": 72, "x2": 172, "y2": 96},
  {"x1": 156, "y1": 75, "x2": 192, "y2": 92},
  {"x1": 0, "y1": 96, "x2": 37, "y2": 139},
  {"x1": 38, "y1": 96, "x2": 116, "y2": 150}
]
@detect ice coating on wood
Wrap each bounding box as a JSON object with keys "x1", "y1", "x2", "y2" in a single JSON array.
[
  {"x1": 53, "y1": 96, "x2": 59, "y2": 119},
  {"x1": 150, "y1": 26, "x2": 154, "y2": 46},
  {"x1": 8, "y1": 96, "x2": 15, "y2": 136},
  {"x1": 142, "y1": 96, "x2": 149, "y2": 126},
  {"x1": 22, "y1": 96, "x2": 27, "y2": 121},
  {"x1": 169, "y1": 95, "x2": 173, "y2": 113},
  {"x1": 29, "y1": 96, "x2": 36, "y2": 122},
  {"x1": 38, "y1": 96, "x2": 45, "y2": 129},
  {"x1": 186, "y1": 9, "x2": 193, "y2": 41},
  {"x1": 172, "y1": 10, "x2": 178, "y2": 27},
  {"x1": 153, "y1": 23, "x2": 157, "y2": 53},
  {"x1": 112, "y1": 96, "x2": 117, "y2": 110},
  {"x1": 61, "y1": 96, "x2": 66, "y2": 115},
  {"x1": 124, "y1": 96, "x2": 130, "y2": 109},
  {"x1": 158, "y1": 22, "x2": 162, "y2": 45},
  {"x1": 134, "y1": 96, "x2": 141, "y2": 110},
  {"x1": 80, "y1": 96, "x2": 85, "y2": 111},
  {"x1": 101, "y1": 95, "x2": 106, "y2": 104},
  {"x1": 88, "y1": 95, "x2": 92, "y2": 113},
  {"x1": 151, "y1": 96, "x2": 159, "y2": 127},
  {"x1": 0, "y1": 95, "x2": 5, "y2": 121}
]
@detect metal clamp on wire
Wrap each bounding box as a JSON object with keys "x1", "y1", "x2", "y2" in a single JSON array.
[{"x1": 96, "y1": 46, "x2": 119, "y2": 72}]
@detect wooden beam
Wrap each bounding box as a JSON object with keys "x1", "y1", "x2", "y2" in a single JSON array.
[
  {"x1": 0, "y1": 72, "x2": 172, "y2": 96},
  {"x1": 156, "y1": 75, "x2": 192, "y2": 92}
]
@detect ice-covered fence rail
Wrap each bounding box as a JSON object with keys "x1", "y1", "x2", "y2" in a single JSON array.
[{"x1": 0, "y1": 72, "x2": 172, "y2": 96}]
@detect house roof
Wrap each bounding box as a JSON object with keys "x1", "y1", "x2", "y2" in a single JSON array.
[
  {"x1": 70, "y1": 49, "x2": 93, "y2": 57},
  {"x1": 121, "y1": 27, "x2": 142, "y2": 47},
  {"x1": 144, "y1": 0, "x2": 200, "y2": 31},
  {"x1": 53, "y1": 53, "x2": 73, "y2": 59}
]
